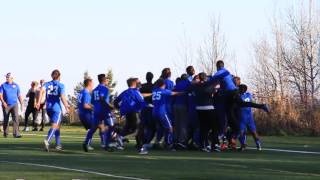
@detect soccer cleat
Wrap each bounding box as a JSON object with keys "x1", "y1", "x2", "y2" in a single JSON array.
[
  {"x1": 44, "y1": 140, "x2": 50, "y2": 152},
  {"x1": 257, "y1": 143, "x2": 262, "y2": 151},
  {"x1": 212, "y1": 144, "x2": 221, "y2": 152},
  {"x1": 139, "y1": 148, "x2": 149, "y2": 155},
  {"x1": 3, "y1": 134, "x2": 8, "y2": 138},
  {"x1": 262, "y1": 104, "x2": 270, "y2": 113},
  {"x1": 39, "y1": 128, "x2": 44, "y2": 132},
  {"x1": 101, "y1": 144, "x2": 106, "y2": 149},
  {"x1": 201, "y1": 147, "x2": 211, "y2": 153},
  {"x1": 88, "y1": 145, "x2": 95, "y2": 151},
  {"x1": 14, "y1": 135, "x2": 22, "y2": 138},
  {"x1": 238, "y1": 144, "x2": 247, "y2": 152},
  {"x1": 23, "y1": 127, "x2": 30, "y2": 132},
  {"x1": 220, "y1": 143, "x2": 228, "y2": 151},
  {"x1": 83, "y1": 144, "x2": 89, "y2": 152},
  {"x1": 32, "y1": 128, "x2": 38, "y2": 132},
  {"x1": 177, "y1": 143, "x2": 187, "y2": 150},
  {"x1": 55, "y1": 145, "x2": 63, "y2": 151}
]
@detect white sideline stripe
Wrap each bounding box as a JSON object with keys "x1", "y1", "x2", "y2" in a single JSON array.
[
  {"x1": 0, "y1": 161, "x2": 150, "y2": 180},
  {"x1": 262, "y1": 168, "x2": 320, "y2": 177},
  {"x1": 247, "y1": 147, "x2": 320, "y2": 155}
]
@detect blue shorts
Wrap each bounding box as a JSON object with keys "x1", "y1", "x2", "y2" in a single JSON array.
[
  {"x1": 47, "y1": 109, "x2": 62, "y2": 124},
  {"x1": 153, "y1": 113, "x2": 172, "y2": 129},
  {"x1": 240, "y1": 116, "x2": 256, "y2": 132},
  {"x1": 93, "y1": 113, "x2": 114, "y2": 128},
  {"x1": 79, "y1": 112, "x2": 93, "y2": 130}
]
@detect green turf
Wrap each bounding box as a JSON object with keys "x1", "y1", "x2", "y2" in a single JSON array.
[{"x1": 0, "y1": 126, "x2": 320, "y2": 180}]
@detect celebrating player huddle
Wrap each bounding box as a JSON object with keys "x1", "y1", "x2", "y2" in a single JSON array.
[
  {"x1": 76, "y1": 60, "x2": 270, "y2": 154},
  {"x1": 0, "y1": 60, "x2": 269, "y2": 154}
]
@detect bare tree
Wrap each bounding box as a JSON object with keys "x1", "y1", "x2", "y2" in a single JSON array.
[{"x1": 198, "y1": 16, "x2": 228, "y2": 75}]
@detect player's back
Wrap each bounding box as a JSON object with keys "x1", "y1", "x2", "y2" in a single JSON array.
[
  {"x1": 45, "y1": 80, "x2": 65, "y2": 111},
  {"x1": 152, "y1": 88, "x2": 171, "y2": 115},
  {"x1": 92, "y1": 84, "x2": 109, "y2": 114},
  {"x1": 78, "y1": 88, "x2": 92, "y2": 115}
]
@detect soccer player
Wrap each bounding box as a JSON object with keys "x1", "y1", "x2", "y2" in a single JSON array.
[
  {"x1": 37, "y1": 70, "x2": 69, "y2": 152},
  {"x1": 238, "y1": 84, "x2": 262, "y2": 151},
  {"x1": 0, "y1": 73, "x2": 24, "y2": 138},
  {"x1": 186, "y1": 66, "x2": 196, "y2": 82},
  {"x1": 114, "y1": 78, "x2": 147, "y2": 149},
  {"x1": 139, "y1": 72, "x2": 157, "y2": 148},
  {"x1": 155, "y1": 68, "x2": 174, "y2": 146},
  {"x1": 24, "y1": 81, "x2": 39, "y2": 132},
  {"x1": 90, "y1": 74, "x2": 114, "y2": 151},
  {"x1": 140, "y1": 78, "x2": 182, "y2": 154},
  {"x1": 209, "y1": 60, "x2": 269, "y2": 150},
  {"x1": 37, "y1": 79, "x2": 47, "y2": 131},
  {"x1": 188, "y1": 73, "x2": 220, "y2": 152},
  {"x1": 173, "y1": 74, "x2": 191, "y2": 149},
  {"x1": 78, "y1": 78, "x2": 96, "y2": 152}
]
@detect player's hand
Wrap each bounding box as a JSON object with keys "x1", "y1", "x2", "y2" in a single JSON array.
[
  {"x1": 35, "y1": 103, "x2": 41, "y2": 110},
  {"x1": 2, "y1": 102, "x2": 8, "y2": 110}
]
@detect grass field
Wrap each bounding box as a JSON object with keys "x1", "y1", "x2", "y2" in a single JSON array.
[{"x1": 0, "y1": 126, "x2": 320, "y2": 180}]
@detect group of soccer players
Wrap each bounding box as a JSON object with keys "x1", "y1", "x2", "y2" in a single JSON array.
[
  {"x1": 76, "y1": 60, "x2": 270, "y2": 154},
  {"x1": 2, "y1": 60, "x2": 268, "y2": 153}
]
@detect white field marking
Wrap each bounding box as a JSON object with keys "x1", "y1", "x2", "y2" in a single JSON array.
[
  {"x1": 0, "y1": 161, "x2": 150, "y2": 180},
  {"x1": 247, "y1": 147, "x2": 320, "y2": 155},
  {"x1": 262, "y1": 168, "x2": 320, "y2": 177}
]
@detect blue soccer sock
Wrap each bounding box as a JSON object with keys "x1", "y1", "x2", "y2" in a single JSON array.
[
  {"x1": 104, "y1": 129, "x2": 112, "y2": 147},
  {"x1": 239, "y1": 134, "x2": 247, "y2": 146},
  {"x1": 255, "y1": 138, "x2": 261, "y2": 147},
  {"x1": 55, "y1": 129, "x2": 61, "y2": 146},
  {"x1": 156, "y1": 127, "x2": 164, "y2": 143},
  {"x1": 165, "y1": 130, "x2": 174, "y2": 145},
  {"x1": 47, "y1": 128, "x2": 57, "y2": 143},
  {"x1": 84, "y1": 128, "x2": 96, "y2": 145}
]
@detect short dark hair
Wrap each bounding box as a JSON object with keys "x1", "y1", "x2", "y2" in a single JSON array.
[
  {"x1": 160, "y1": 68, "x2": 171, "y2": 79},
  {"x1": 146, "y1": 72, "x2": 154, "y2": 83},
  {"x1": 180, "y1": 73, "x2": 188, "y2": 80},
  {"x1": 127, "y1": 78, "x2": 138, "y2": 87},
  {"x1": 155, "y1": 78, "x2": 165, "y2": 88},
  {"x1": 186, "y1": 66, "x2": 195, "y2": 75},
  {"x1": 98, "y1": 74, "x2": 106, "y2": 83},
  {"x1": 239, "y1": 84, "x2": 248, "y2": 93},
  {"x1": 199, "y1": 72, "x2": 207, "y2": 82},
  {"x1": 175, "y1": 77, "x2": 182, "y2": 84},
  {"x1": 216, "y1": 60, "x2": 224, "y2": 69},
  {"x1": 84, "y1": 78, "x2": 92, "y2": 87},
  {"x1": 51, "y1": 70, "x2": 61, "y2": 80}
]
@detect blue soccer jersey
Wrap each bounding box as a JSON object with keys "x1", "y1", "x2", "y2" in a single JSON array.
[
  {"x1": 44, "y1": 80, "x2": 65, "y2": 112},
  {"x1": 92, "y1": 84, "x2": 111, "y2": 119},
  {"x1": 210, "y1": 68, "x2": 237, "y2": 91},
  {"x1": 0, "y1": 82, "x2": 21, "y2": 106},
  {"x1": 78, "y1": 88, "x2": 92, "y2": 115},
  {"x1": 115, "y1": 88, "x2": 145, "y2": 116},
  {"x1": 240, "y1": 92, "x2": 256, "y2": 132},
  {"x1": 152, "y1": 88, "x2": 172, "y2": 115}
]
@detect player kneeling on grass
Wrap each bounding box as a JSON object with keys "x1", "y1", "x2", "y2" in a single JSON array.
[
  {"x1": 87, "y1": 74, "x2": 115, "y2": 152},
  {"x1": 238, "y1": 84, "x2": 262, "y2": 151},
  {"x1": 140, "y1": 78, "x2": 182, "y2": 155},
  {"x1": 37, "y1": 70, "x2": 70, "y2": 152}
]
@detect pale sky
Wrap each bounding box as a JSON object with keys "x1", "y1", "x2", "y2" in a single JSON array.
[{"x1": 0, "y1": 0, "x2": 298, "y2": 96}]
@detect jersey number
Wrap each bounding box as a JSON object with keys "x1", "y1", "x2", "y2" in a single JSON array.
[
  {"x1": 47, "y1": 85, "x2": 59, "y2": 96},
  {"x1": 152, "y1": 92, "x2": 161, "y2": 101}
]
